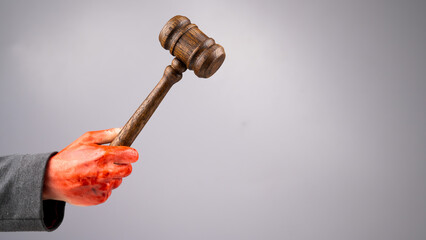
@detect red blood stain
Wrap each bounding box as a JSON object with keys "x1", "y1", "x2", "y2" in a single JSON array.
[{"x1": 43, "y1": 128, "x2": 138, "y2": 206}]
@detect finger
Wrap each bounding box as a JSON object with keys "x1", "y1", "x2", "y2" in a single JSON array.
[
  {"x1": 101, "y1": 146, "x2": 139, "y2": 164},
  {"x1": 77, "y1": 128, "x2": 121, "y2": 145},
  {"x1": 98, "y1": 177, "x2": 122, "y2": 189},
  {"x1": 98, "y1": 162, "x2": 132, "y2": 179},
  {"x1": 113, "y1": 163, "x2": 133, "y2": 178},
  {"x1": 98, "y1": 182, "x2": 112, "y2": 191},
  {"x1": 94, "y1": 183, "x2": 113, "y2": 204},
  {"x1": 111, "y1": 178, "x2": 122, "y2": 189}
]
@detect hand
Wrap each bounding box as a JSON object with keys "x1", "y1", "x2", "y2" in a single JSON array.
[{"x1": 42, "y1": 128, "x2": 139, "y2": 206}]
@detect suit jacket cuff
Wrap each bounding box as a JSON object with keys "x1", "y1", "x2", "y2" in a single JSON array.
[{"x1": 0, "y1": 152, "x2": 66, "y2": 231}]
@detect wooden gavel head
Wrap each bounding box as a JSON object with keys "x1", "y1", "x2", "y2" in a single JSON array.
[{"x1": 159, "y1": 15, "x2": 226, "y2": 78}]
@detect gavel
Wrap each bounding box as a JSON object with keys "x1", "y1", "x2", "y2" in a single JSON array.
[{"x1": 110, "y1": 15, "x2": 226, "y2": 147}]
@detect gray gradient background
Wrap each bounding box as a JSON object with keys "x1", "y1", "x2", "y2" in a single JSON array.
[{"x1": 1, "y1": 0, "x2": 426, "y2": 239}]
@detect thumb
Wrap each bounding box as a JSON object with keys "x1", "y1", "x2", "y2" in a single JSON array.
[{"x1": 77, "y1": 128, "x2": 121, "y2": 145}]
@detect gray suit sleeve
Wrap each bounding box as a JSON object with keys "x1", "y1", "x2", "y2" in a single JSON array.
[{"x1": 0, "y1": 153, "x2": 66, "y2": 232}]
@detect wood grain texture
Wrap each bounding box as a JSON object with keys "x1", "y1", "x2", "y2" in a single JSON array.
[
  {"x1": 110, "y1": 58, "x2": 186, "y2": 146},
  {"x1": 159, "y1": 15, "x2": 226, "y2": 78},
  {"x1": 110, "y1": 15, "x2": 225, "y2": 147}
]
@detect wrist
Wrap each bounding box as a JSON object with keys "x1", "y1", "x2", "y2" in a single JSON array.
[{"x1": 43, "y1": 154, "x2": 59, "y2": 201}]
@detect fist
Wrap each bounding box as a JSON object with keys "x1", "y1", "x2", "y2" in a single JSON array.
[{"x1": 43, "y1": 128, "x2": 139, "y2": 206}]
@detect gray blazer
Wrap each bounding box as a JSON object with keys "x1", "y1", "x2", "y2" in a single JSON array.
[{"x1": 0, "y1": 153, "x2": 65, "y2": 231}]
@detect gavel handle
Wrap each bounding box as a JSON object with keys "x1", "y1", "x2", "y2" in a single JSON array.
[{"x1": 110, "y1": 58, "x2": 187, "y2": 147}]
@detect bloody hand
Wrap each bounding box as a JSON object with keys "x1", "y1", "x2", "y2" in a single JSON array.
[{"x1": 42, "y1": 128, "x2": 139, "y2": 206}]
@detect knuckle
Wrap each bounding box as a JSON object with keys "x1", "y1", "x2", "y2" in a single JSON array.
[
  {"x1": 94, "y1": 148, "x2": 108, "y2": 161},
  {"x1": 98, "y1": 194, "x2": 109, "y2": 204},
  {"x1": 125, "y1": 164, "x2": 133, "y2": 176},
  {"x1": 119, "y1": 164, "x2": 132, "y2": 178},
  {"x1": 113, "y1": 179, "x2": 122, "y2": 189},
  {"x1": 79, "y1": 131, "x2": 95, "y2": 143},
  {"x1": 82, "y1": 131, "x2": 92, "y2": 138},
  {"x1": 96, "y1": 189, "x2": 112, "y2": 204},
  {"x1": 100, "y1": 149, "x2": 108, "y2": 158}
]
